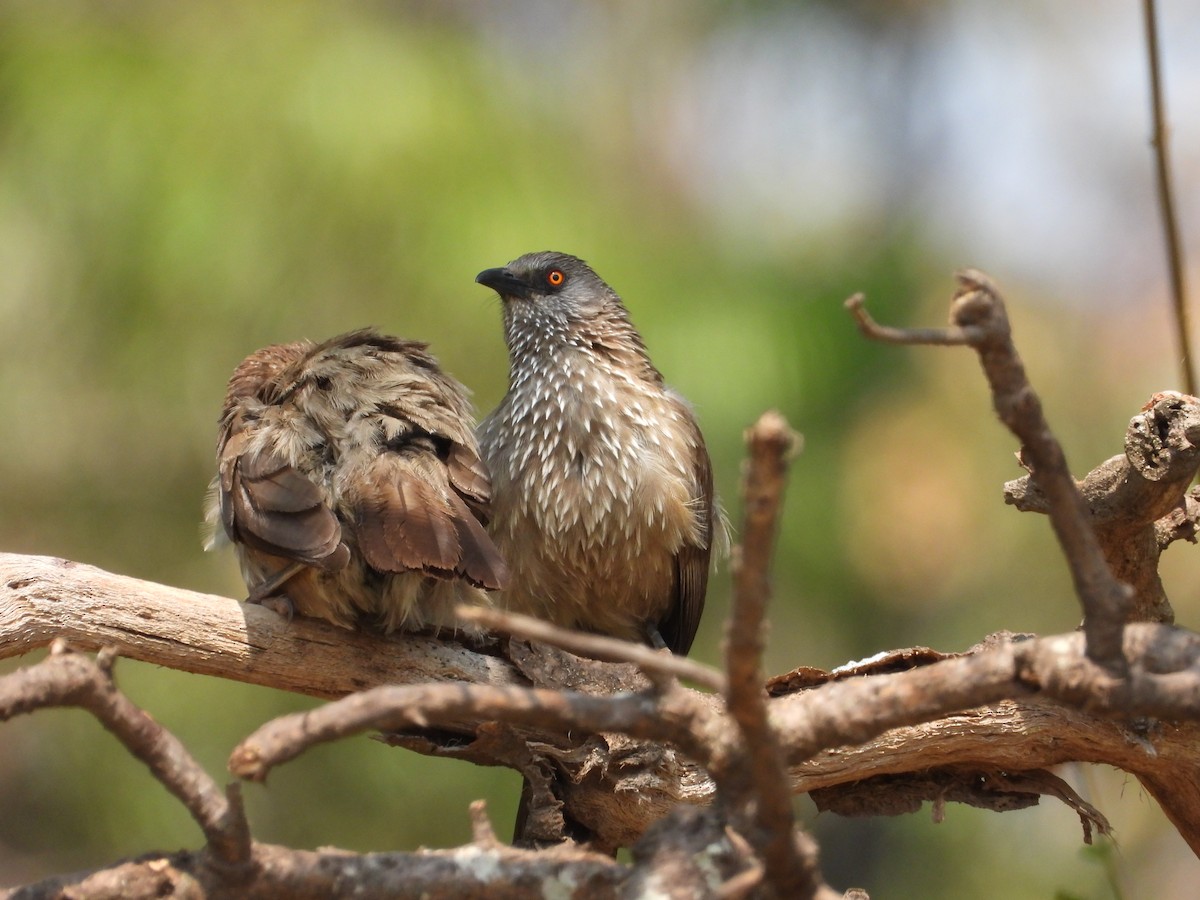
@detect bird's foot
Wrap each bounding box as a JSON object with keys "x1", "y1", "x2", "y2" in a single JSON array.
[
  {"x1": 245, "y1": 564, "x2": 304, "y2": 622},
  {"x1": 646, "y1": 627, "x2": 669, "y2": 651},
  {"x1": 244, "y1": 587, "x2": 295, "y2": 622},
  {"x1": 255, "y1": 594, "x2": 295, "y2": 622}
]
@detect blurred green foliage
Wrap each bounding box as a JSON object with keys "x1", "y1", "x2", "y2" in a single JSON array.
[{"x1": 0, "y1": 2, "x2": 1192, "y2": 896}]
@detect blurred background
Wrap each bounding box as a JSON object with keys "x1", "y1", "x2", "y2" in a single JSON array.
[{"x1": 1, "y1": 0, "x2": 1199, "y2": 896}]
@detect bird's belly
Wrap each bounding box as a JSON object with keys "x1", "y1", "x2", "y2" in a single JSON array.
[{"x1": 498, "y1": 461, "x2": 685, "y2": 640}]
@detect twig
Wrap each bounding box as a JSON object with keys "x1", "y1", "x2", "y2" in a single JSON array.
[
  {"x1": 724, "y1": 411, "x2": 821, "y2": 899},
  {"x1": 469, "y1": 800, "x2": 502, "y2": 847},
  {"x1": 846, "y1": 294, "x2": 975, "y2": 346},
  {"x1": 772, "y1": 636, "x2": 1027, "y2": 763},
  {"x1": 1142, "y1": 0, "x2": 1196, "y2": 395},
  {"x1": 0, "y1": 642, "x2": 251, "y2": 871},
  {"x1": 983, "y1": 770, "x2": 1112, "y2": 844},
  {"x1": 717, "y1": 826, "x2": 765, "y2": 898},
  {"x1": 229, "y1": 680, "x2": 713, "y2": 782},
  {"x1": 846, "y1": 272, "x2": 1132, "y2": 672},
  {"x1": 457, "y1": 604, "x2": 727, "y2": 692}
]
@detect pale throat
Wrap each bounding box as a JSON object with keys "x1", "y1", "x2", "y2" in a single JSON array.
[{"x1": 492, "y1": 313, "x2": 688, "y2": 554}]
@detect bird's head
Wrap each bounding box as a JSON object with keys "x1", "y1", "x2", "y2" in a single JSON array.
[{"x1": 476, "y1": 251, "x2": 618, "y2": 329}]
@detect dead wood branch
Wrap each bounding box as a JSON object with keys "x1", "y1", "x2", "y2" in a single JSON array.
[
  {"x1": 0, "y1": 552, "x2": 522, "y2": 697},
  {"x1": 0, "y1": 642, "x2": 251, "y2": 873},
  {"x1": 848, "y1": 271, "x2": 1132, "y2": 670},
  {"x1": 1, "y1": 806, "x2": 801, "y2": 900},
  {"x1": 230, "y1": 680, "x2": 713, "y2": 783},
  {"x1": 1, "y1": 835, "x2": 630, "y2": 900},
  {"x1": 810, "y1": 767, "x2": 1112, "y2": 846},
  {"x1": 722, "y1": 411, "x2": 818, "y2": 897},
  {"x1": 1005, "y1": 391, "x2": 1200, "y2": 622},
  {"x1": 8, "y1": 552, "x2": 1200, "y2": 858}
]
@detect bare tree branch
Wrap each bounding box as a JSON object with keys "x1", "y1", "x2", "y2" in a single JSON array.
[
  {"x1": 810, "y1": 767, "x2": 1112, "y2": 845},
  {"x1": 8, "y1": 552, "x2": 1200, "y2": 855},
  {"x1": 229, "y1": 679, "x2": 714, "y2": 783},
  {"x1": 847, "y1": 271, "x2": 1133, "y2": 671},
  {"x1": 771, "y1": 626, "x2": 1200, "y2": 755},
  {"x1": 722, "y1": 410, "x2": 819, "y2": 898},
  {"x1": 0, "y1": 642, "x2": 251, "y2": 872},
  {"x1": 10, "y1": 545, "x2": 1200, "y2": 857},
  {"x1": 0, "y1": 839, "x2": 631, "y2": 900},
  {"x1": 1006, "y1": 391, "x2": 1200, "y2": 622},
  {"x1": 0, "y1": 553, "x2": 523, "y2": 697}
]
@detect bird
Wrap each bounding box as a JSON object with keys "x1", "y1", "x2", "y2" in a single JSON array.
[
  {"x1": 204, "y1": 328, "x2": 509, "y2": 633},
  {"x1": 476, "y1": 251, "x2": 723, "y2": 656}
]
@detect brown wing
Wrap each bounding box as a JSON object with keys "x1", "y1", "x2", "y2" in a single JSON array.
[
  {"x1": 218, "y1": 432, "x2": 349, "y2": 570},
  {"x1": 355, "y1": 457, "x2": 461, "y2": 576},
  {"x1": 445, "y1": 489, "x2": 510, "y2": 590},
  {"x1": 348, "y1": 338, "x2": 507, "y2": 587},
  {"x1": 353, "y1": 453, "x2": 509, "y2": 591},
  {"x1": 445, "y1": 441, "x2": 495, "y2": 523},
  {"x1": 214, "y1": 340, "x2": 349, "y2": 571},
  {"x1": 656, "y1": 425, "x2": 716, "y2": 657}
]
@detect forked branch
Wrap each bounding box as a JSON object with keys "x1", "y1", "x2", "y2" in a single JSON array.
[{"x1": 848, "y1": 272, "x2": 1132, "y2": 670}]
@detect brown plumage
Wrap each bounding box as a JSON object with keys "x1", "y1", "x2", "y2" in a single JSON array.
[
  {"x1": 205, "y1": 329, "x2": 508, "y2": 633},
  {"x1": 476, "y1": 252, "x2": 724, "y2": 655}
]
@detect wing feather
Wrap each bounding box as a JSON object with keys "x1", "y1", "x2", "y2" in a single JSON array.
[
  {"x1": 355, "y1": 460, "x2": 462, "y2": 576},
  {"x1": 657, "y1": 417, "x2": 716, "y2": 656},
  {"x1": 219, "y1": 442, "x2": 348, "y2": 570},
  {"x1": 446, "y1": 490, "x2": 510, "y2": 590}
]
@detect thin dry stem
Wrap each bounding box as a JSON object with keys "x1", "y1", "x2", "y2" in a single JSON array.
[
  {"x1": 1142, "y1": 0, "x2": 1195, "y2": 394},
  {"x1": 457, "y1": 604, "x2": 726, "y2": 692},
  {"x1": 845, "y1": 293, "x2": 974, "y2": 345}
]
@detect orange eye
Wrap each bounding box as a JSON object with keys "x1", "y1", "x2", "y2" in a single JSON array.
[{"x1": 547, "y1": 269, "x2": 564, "y2": 287}]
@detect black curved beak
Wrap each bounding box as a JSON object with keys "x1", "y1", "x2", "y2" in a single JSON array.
[{"x1": 475, "y1": 267, "x2": 532, "y2": 300}]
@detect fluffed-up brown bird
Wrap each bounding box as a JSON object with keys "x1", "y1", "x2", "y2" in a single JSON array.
[
  {"x1": 204, "y1": 328, "x2": 508, "y2": 632},
  {"x1": 476, "y1": 252, "x2": 723, "y2": 655}
]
